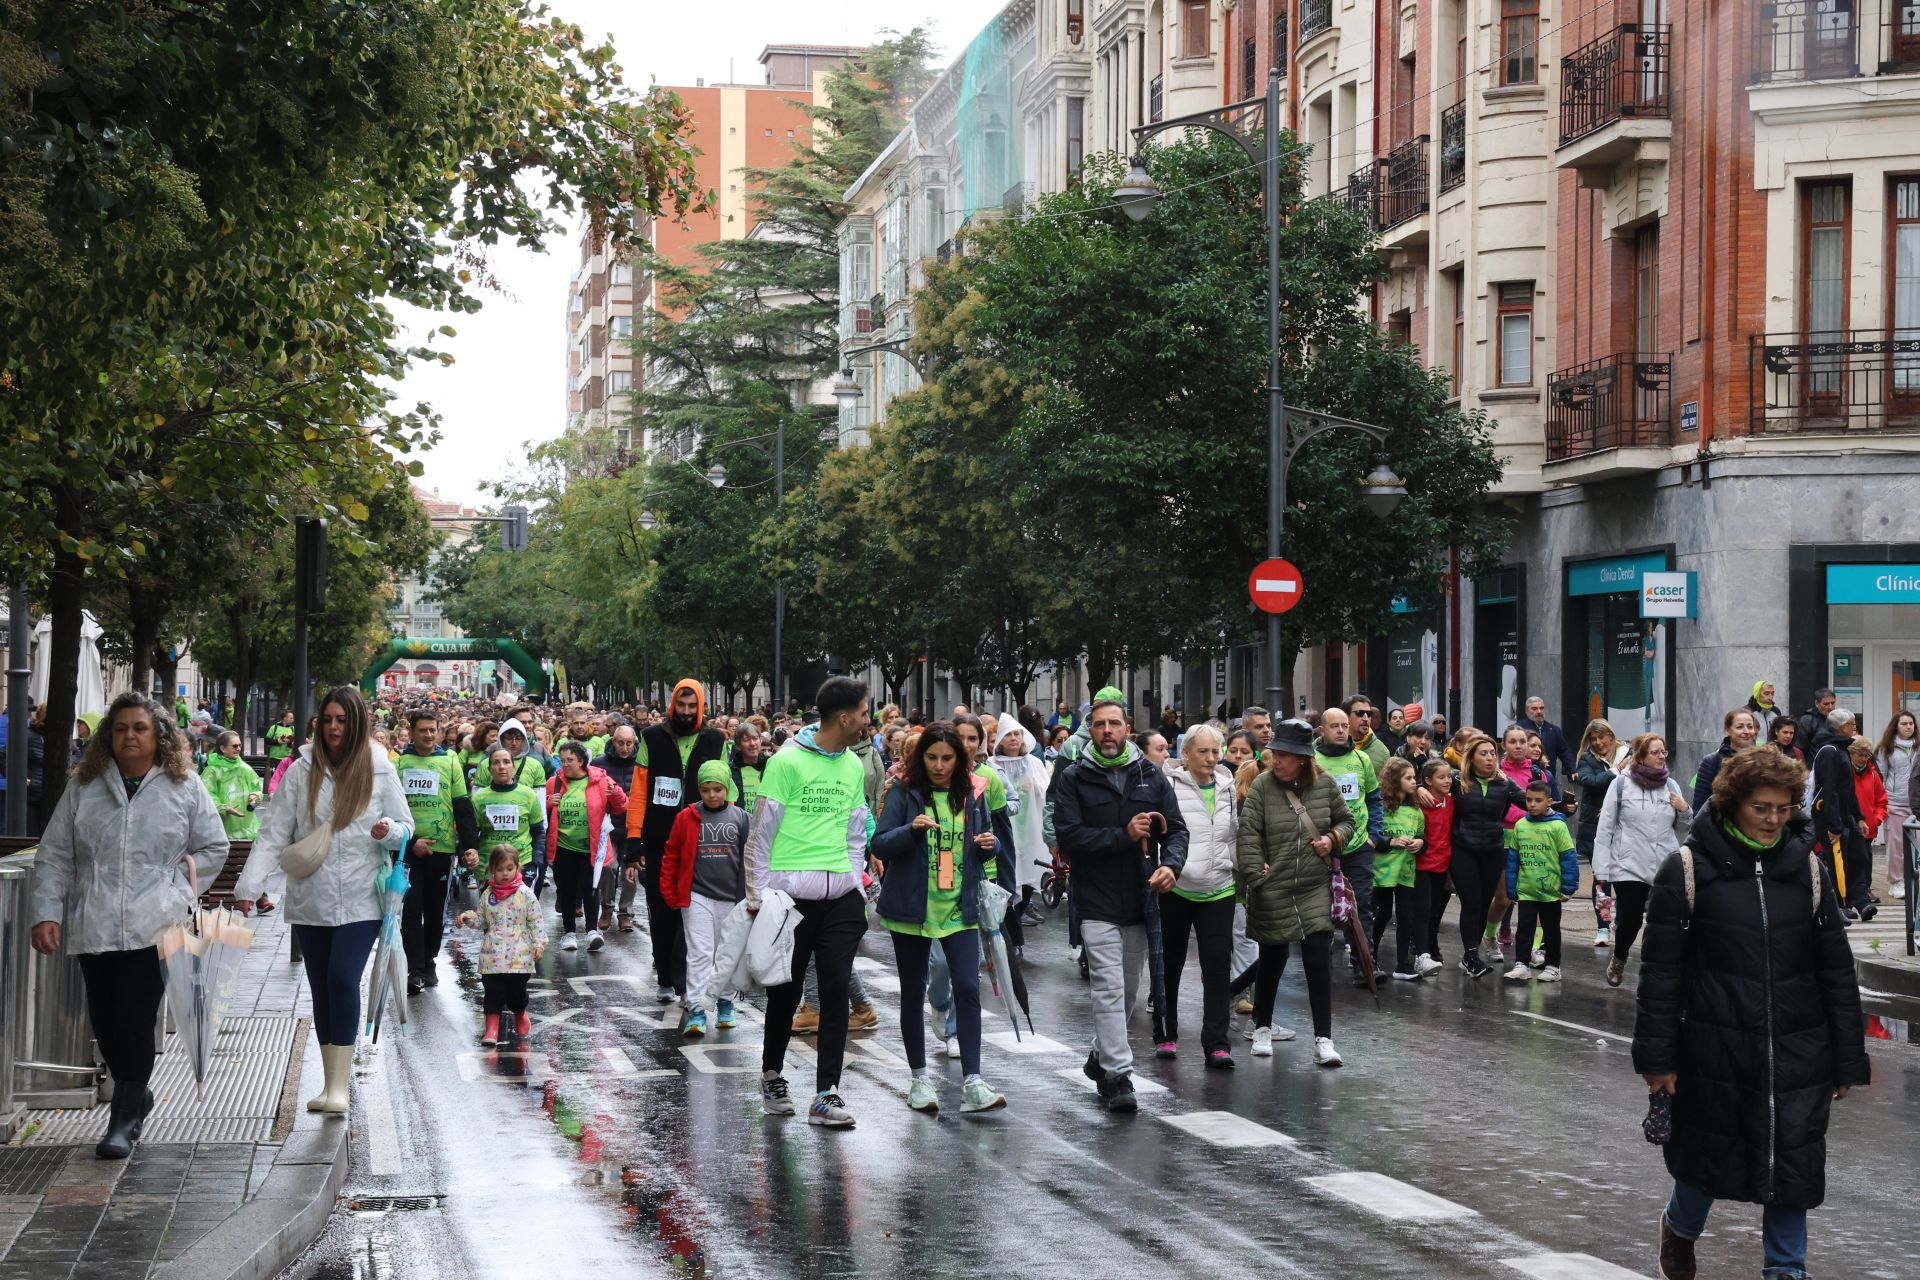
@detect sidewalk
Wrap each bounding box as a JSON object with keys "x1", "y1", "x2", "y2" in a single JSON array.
[{"x1": 0, "y1": 914, "x2": 351, "y2": 1280}]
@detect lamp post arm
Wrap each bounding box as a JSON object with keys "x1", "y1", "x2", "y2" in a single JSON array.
[
  {"x1": 1129, "y1": 97, "x2": 1267, "y2": 167},
  {"x1": 840, "y1": 338, "x2": 929, "y2": 377},
  {"x1": 1283, "y1": 410, "x2": 1394, "y2": 468}
]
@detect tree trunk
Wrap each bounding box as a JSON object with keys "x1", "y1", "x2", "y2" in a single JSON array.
[
  {"x1": 39, "y1": 539, "x2": 86, "y2": 828},
  {"x1": 152, "y1": 646, "x2": 179, "y2": 702}
]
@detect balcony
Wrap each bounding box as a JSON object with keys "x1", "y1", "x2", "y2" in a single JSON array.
[
  {"x1": 1751, "y1": 0, "x2": 1859, "y2": 81},
  {"x1": 1003, "y1": 180, "x2": 1038, "y2": 216},
  {"x1": 1749, "y1": 330, "x2": 1920, "y2": 433},
  {"x1": 1377, "y1": 135, "x2": 1430, "y2": 232},
  {"x1": 1300, "y1": 0, "x2": 1333, "y2": 42},
  {"x1": 1334, "y1": 163, "x2": 1376, "y2": 220},
  {"x1": 1438, "y1": 102, "x2": 1466, "y2": 193},
  {"x1": 1545, "y1": 353, "x2": 1673, "y2": 478},
  {"x1": 1557, "y1": 24, "x2": 1673, "y2": 176}
]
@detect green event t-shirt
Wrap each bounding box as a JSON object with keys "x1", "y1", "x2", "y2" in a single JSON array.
[
  {"x1": 556, "y1": 776, "x2": 591, "y2": 852},
  {"x1": 736, "y1": 763, "x2": 763, "y2": 815},
  {"x1": 761, "y1": 744, "x2": 864, "y2": 873},
  {"x1": 883, "y1": 792, "x2": 968, "y2": 939},
  {"x1": 1314, "y1": 746, "x2": 1379, "y2": 853},
  {"x1": 1505, "y1": 815, "x2": 1576, "y2": 902},
  {"x1": 584, "y1": 735, "x2": 609, "y2": 760},
  {"x1": 1376, "y1": 803, "x2": 1426, "y2": 889},
  {"x1": 478, "y1": 782, "x2": 544, "y2": 865},
  {"x1": 397, "y1": 749, "x2": 469, "y2": 854}
]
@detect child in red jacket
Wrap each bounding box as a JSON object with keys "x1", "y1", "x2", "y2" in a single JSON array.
[
  {"x1": 1416, "y1": 758, "x2": 1456, "y2": 972},
  {"x1": 1851, "y1": 736, "x2": 1889, "y2": 841},
  {"x1": 657, "y1": 760, "x2": 749, "y2": 1039}
]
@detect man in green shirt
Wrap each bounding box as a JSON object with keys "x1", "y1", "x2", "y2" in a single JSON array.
[
  {"x1": 396, "y1": 712, "x2": 479, "y2": 992},
  {"x1": 745, "y1": 676, "x2": 871, "y2": 1131},
  {"x1": 1314, "y1": 706, "x2": 1385, "y2": 983},
  {"x1": 266, "y1": 711, "x2": 295, "y2": 762},
  {"x1": 1344, "y1": 694, "x2": 1393, "y2": 773}
]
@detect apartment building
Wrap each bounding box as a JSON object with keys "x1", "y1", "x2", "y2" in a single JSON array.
[
  {"x1": 382, "y1": 486, "x2": 483, "y2": 691},
  {"x1": 566, "y1": 44, "x2": 861, "y2": 453}
]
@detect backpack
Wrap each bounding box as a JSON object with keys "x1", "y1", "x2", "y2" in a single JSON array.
[{"x1": 1677, "y1": 846, "x2": 1824, "y2": 920}]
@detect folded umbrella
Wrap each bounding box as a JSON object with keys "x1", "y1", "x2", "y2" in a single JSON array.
[
  {"x1": 365, "y1": 855, "x2": 412, "y2": 1042},
  {"x1": 1140, "y1": 813, "x2": 1170, "y2": 1043},
  {"x1": 1331, "y1": 855, "x2": 1381, "y2": 1009},
  {"x1": 975, "y1": 879, "x2": 1024, "y2": 1041},
  {"x1": 153, "y1": 859, "x2": 257, "y2": 1100}
]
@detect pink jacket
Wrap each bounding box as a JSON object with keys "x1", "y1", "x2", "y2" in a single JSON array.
[{"x1": 545, "y1": 765, "x2": 630, "y2": 866}]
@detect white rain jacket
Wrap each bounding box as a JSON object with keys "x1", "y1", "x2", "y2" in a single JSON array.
[
  {"x1": 988, "y1": 716, "x2": 1052, "y2": 890},
  {"x1": 234, "y1": 743, "x2": 413, "y2": 926},
  {"x1": 1163, "y1": 761, "x2": 1238, "y2": 897},
  {"x1": 31, "y1": 767, "x2": 230, "y2": 955},
  {"x1": 1592, "y1": 771, "x2": 1691, "y2": 886}
]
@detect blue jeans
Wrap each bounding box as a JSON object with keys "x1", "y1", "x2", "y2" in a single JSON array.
[{"x1": 1665, "y1": 1181, "x2": 1809, "y2": 1278}]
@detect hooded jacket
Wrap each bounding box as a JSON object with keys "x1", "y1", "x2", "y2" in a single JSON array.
[
  {"x1": 742, "y1": 723, "x2": 869, "y2": 909},
  {"x1": 201, "y1": 751, "x2": 267, "y2": 841},
  {"x1": 1235, "y1": 767, "x2": 1352, "y2": 944},
  {"x1": 1592, "y1": 769, "x2": 1689, "y2": 885},
  {"x1": 1632, "y1": 812, "x2": 1869, "y2": 1210},
  {"x1": 1746, "y1": 682, "x2": 1782, "y2": 732},
  {"x1": 1047, "y1": 738, "x2": 1189, "y2": 927},
  {"x1": 545, "y1": 763, "x2": 629, "y2": 866},
  {"x1": 493, "y1": 719, "x2": 548, "y2": 790},
  {"x1": 1163, "y1": 761, "x2": 1236, "y2": 897},
  {"x1": 32, "y1": 763, "x2": 230, "y2": 954},
  {"x1": 235, "y1": 743, "x2": 416, "y2": 927},
  {"x1": 628, "y1": 679, "x2": 730, "y2": 863}
]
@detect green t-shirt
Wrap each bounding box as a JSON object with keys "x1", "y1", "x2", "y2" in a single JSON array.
[
  {"x1": 266, "y1": 723, "x2": 294, "y2": 760},
  {"x1": 1505, "y1": 814, "x2": 1576, "y2": 901},
  {"x1": 585, "y1": 734, "x2": 609, "y2": 760},
  {"x1": 883, "y1": 793, "x2": 968, "y2": 939},
  {"x1": 478, "y1": 781, "x2": 544, "y2": 865},
  {"x1": 557, "y1": 776, "x2": 591, "y2": 852},
  {"x1": 736, "y1": 763, "x2": 763, "y2": 815},
  {"x1": 761, "y1": 744, "x2": 864, "y2": 873},
  {"x1": 1377, "y1": 803, "x2": 1425, "y2": 889},
  {"x1": 1314, "y1": 745, "x2": 1379, "y2": 853},
  {"x1": 397, "y1": 748, "x2": 470, "y2": 854}
]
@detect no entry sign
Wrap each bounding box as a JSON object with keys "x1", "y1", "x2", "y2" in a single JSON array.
[{"x1": 1248, "y1": 558, "x2": 1302, "y2": 614}]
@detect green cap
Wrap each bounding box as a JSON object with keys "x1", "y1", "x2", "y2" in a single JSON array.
[
  {"x1": 697, "y1": 760, "x2": 732, "y2": 788},
  {"x1": 1093, "y1": 686, "x2": 1125, "y2": 705}
]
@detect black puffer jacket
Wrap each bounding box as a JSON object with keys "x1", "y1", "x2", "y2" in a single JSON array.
[
  {"x1": 1049, "y1": 749, "x2": 1188, "y2": 927},
  {"x1": 1631, "y1": 811, "x2": 1869, "y2": 1209},
  {"x1": 1571, "y1": 751, "x2": 1618, "y2": 855},
  {"x1": 1450, "y1": 772, "x2": 1526, "y2": 856}
]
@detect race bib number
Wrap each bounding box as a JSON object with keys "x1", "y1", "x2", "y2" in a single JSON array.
[
  {"x1": 402, "y1": 769, "x2": 440, "y2": 798},
  {"x1": 484, "y1": 804, "x2": 520, "y2": 833},
  {"x1": 1336, "y1": 774, "x2": 1360, "y2": 803},
  {"x1": 652, "y1": 776, "x2": 683, "y2": 808}
]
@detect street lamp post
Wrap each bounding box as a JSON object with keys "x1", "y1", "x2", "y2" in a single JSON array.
[{"x1": 1123, "y1": 67, "x2": 1406, "y2": 712}]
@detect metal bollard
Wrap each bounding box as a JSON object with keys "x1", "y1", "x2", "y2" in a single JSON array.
[{"x1": 3, "y1": 852, "x2": 100, "y2": 1110}]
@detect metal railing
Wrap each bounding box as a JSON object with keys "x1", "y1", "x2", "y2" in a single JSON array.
[
  {"x1": 1749, "y1": 330, "x2": 1920, "y2": 433},
  {"x1": 1546, "y1": 352, "x2": 1673, "y2": 460},
  {"x1": 1003, "y1": 180, "x2": 1038, "y2": 215},
  {"x1": 1150, "y1": 75, "x2": 1164, "y2": 122},
  {"x1": 1439, "y1": 101, "x2": 1466, "y2": 193},
  {"x1": 1, "y1": 850, "x2": 101, "y2": 1134},
  {"x1": 1883, "y1": 1, "x2": 1920, "y2": 71},
  {"x1": 1378, "y1": 135, "x2": 1430, "y2": 229},
  {"x1": 1334, "y1": 163, "x2": 1377, "y2": 220},
  {"x1": 1560, "y1": 23, "x2": 1672, "y2": 145},
  {"x1": 1751, "y1": 0, "x2": 1860, "y2": 82},
  {"x1": 1301, "y1": 0, "x2": 1333, "y2": 40}
]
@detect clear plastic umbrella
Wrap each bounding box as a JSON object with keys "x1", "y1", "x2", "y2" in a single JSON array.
[
  {"x1": 975, "y1": 878, "x2": 1027, "y2": 1041},
  {"x1": 153, "y1": 861, "x2": 257, "y2": 1100},
  {"x1": 364, "y1": 855, "x2": 411, "y2": 1042}
]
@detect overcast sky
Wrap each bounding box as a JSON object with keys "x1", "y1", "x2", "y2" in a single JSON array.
[{"x1": 396, "y1": 1, "x2": 1005, "y2": 507}]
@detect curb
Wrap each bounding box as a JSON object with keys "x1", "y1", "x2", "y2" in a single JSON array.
[
  {"x1": 1856, "y1": 950, "x2": 1920, "y2": 1003},
  {"x1": 150, "y1": 1120, "x2": 349, "y2": 1280}
]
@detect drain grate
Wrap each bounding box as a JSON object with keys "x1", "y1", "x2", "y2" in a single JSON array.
[
  {"x1": 0, "y1": 1145, "x2": 69, "y2": 1195},
  {"x1": 346, "y1": 1194, "x2": 444, "y2": 1213}
]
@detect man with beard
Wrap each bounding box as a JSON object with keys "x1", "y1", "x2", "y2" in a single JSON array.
[
  {"x1": 625, "y1": 681, "x2": 733, "y2": 1002},
  {"x1": 595, "y1": 723, "x2": 642, "y2": 932}
]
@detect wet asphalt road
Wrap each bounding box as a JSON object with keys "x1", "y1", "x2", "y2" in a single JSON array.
[{"x1": 282, "y1": 885, "x2": 1920, "y2": 1280}]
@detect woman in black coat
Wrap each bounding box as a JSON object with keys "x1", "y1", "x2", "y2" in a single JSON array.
[{"x1": 1633, "y1": 745, "x2": 1868, "y2": 1280}]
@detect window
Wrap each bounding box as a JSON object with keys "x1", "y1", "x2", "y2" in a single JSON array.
[
  {"x1": 1275, "y1": 8, "x2": 1289, "y2": 65},
  {"x1": 1067, "y1": 0, "x2": 1085, "y2": 41},
  {"x1": 611, "y1": 314, "x2": 633, "y2": 338},
  {"x1": 609, "y1": 370, "x2": 633, "y2": 394},
  {"x1": 839, "y1": 222, "x2": 873, "y2": 340},
  {"x1": 1501, "y1": 0, "x2": 1538, "y2": 85},
  {"x1": 1244, "y1": 36, "x2": 1258, "y2": 96},
  {"x1": 1182, "y1": 0, "x2": 1210, "y2": 57},
  {"x1": 1803, "y1": 181, "x2": 1850, "y2": 399},
  {"x1": 1066, "y1": 97, "x2": 1085, "y2": 177},
  {"x1": 764, "y1": 128, "x2": 772, "y2": 137},
  {"x1": 1636, "y1": 225, "x2": 1661, "y2": 418},
  {"x1": 1454, "y1": 0, "x2": 1468, "y2": 98},
  {"x1": 1497, "y1": 282, "x2": 1533, "y2": 385},
  {"x1": 610, "y1": 262, "x2": 633, "y2": 286},
  {"x1": 1448, "y1": 269, "x2": 1465, "y2": 395},
  {"x1": 1387, "y1": 309, "x2": 1413, "y2": 349},
  {"x1": 1894, "y1": 178, "x2": 1920, "y2": 394}
]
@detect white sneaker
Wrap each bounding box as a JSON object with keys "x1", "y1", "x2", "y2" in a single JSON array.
[
  {"x1": 1482, "y1": 938, "x2": 1505, "y2": 964},
  {"x1": 1893, "y1": 881, "x2": 1906, "y2": 900},
  {"x1": 907, "y1": 1076, "x2": 939, "y2": 1113},
  {"x1": 587, "y1": 929, "x2": 605, "y2": 952},
  {"x1": 1313, "y1": 1037, "x2": 1343, "y2": 1068},
  {"x1": 1531, "y1": 949, "x2": 1546, "y2": 967},
  {"x1": 560, "y1": 931, "x2": 578, "y2": 952},
  {"x1": 1251, "y1": 1027, "x2": 1274, "y2": 1057},
  {"x1": 945, "y1": 1036, "x2": 961, "y2": 1060},
  {"x1": 1594, "y1": 927, "x2": 1611, "y2": 947},
  {"x1": 1538, "y1": 965, "x2": 1563, "y2": 983},
  {"x1": 1391, "y1": 968, "x2": 1420, "y2": 981},
  {"x1": 1414, "y1": 954, "x2": 1443, "y2": 977},
  {"x1": 1502, "y1": 963, "x2": 1531, "y2": 982},
  {"x1": 1068, "y1": 946, "x2": 1082, "y2": 963}
]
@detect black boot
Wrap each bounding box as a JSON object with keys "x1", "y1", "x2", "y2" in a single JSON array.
[
  {"x1": 95, "y1": 1086, "x2": 140, "y2": 1160},
  {"x1": 127, "y1": 1087, "x2": 155, "y2": 1143}
]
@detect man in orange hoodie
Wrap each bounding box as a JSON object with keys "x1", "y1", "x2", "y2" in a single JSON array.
[{"x1": 625, "y1": 680, "x2": 732, "y2": 1003}]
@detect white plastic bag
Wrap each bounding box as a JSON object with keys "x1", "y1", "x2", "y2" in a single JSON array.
[
  {"x1": 709, "y1": 899, "x2": 756, "y2": 1004},
  {"x1": 746, "y1": 888, "x2": 800, "y2": 987}
]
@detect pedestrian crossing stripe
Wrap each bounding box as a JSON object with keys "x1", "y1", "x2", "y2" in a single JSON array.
[
  {"x1": 1157, "y1": 1110, "x2": 1295, "y2": 1147},
  {"x1": 1303, "y1": 1172, "x2": 1478, "y2": 1221},
  {"x1": 1501, "y1": 1253, "x2": 1651, "y2": 1279},
  {"x1": 982, "y1": 1032, "x2": 1069, "y2": 1055},
  {"x1": 1056, "y1": 1068, "x2": 1167, "y2": 1094}
]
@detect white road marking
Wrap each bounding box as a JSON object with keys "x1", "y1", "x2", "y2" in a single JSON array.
[
  {"x1": 1510, "y1": 1010, "x2": 1632, "y2": 1043},
  {"x1": 1502, "y1": 1252, "x2": 1652, "y2": 1279},
  {"x1": 983, "y1": 1032, "x2": 1070, "y2": 1055},
  {"x1": 1056, "y1": 1068, "x2": 1167, "y2": 1094},
  {"x1": 1158, "y1": 1110, "x2": 1295, "y2": 1148},
  {"x1": 565, "y1": 974, "x2": 660, "y2": 996},
  {"x1": 680, "y1": 1043, "x2": 762, "y2": 1074},
  {"x1": 361, "y1": 1046, "x2": 403, "y2": 1176},
  {"x1": 1303, "y1": 1172, "x2": 1478, "y2": 1221}
]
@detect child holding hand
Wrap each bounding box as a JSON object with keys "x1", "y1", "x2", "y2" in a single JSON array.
[{"x1": 457, "y1": 844, "x2": 545, "y2": 1045}]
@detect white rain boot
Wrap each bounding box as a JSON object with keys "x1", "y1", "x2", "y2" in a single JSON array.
[{"x1": 308, "y1": 1044, "x2": 354, "y2": 1115}]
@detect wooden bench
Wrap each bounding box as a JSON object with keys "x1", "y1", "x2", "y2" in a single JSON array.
[{"x1": 0, "y1": 837, "x2": 255, "y2": 908}]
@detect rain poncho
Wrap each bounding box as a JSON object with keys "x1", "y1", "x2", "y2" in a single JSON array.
[
  {"x1": 988, "y1": 715, "x2": 1051, "y2": 892},
  {"x1": 201, "y1": 751, "x2": 266, "y2": 841}
]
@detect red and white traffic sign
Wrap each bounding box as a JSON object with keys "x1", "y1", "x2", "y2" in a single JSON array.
[{"x1": 1248, "y1": 558, "x2": 1302, "y2": 614}]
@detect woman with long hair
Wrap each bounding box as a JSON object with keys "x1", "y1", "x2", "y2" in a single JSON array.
[
  {"x1": 871, "y1": 722, "x2": 1005, "y2": 1114},
  {"x1": 234, "y1": 687, "x2": 414, "y2": 1115},
  {"x1": 31, "y1": 694, "x2": 229, "y2": 1158},
  {"x1": 1446, "y1": 732, "x2": 1527, "y2": 978},
  {"x1": 1592, "y1": 732, "x2": 1690, "y2": 988},
  {"x1": 1874, "y1": 710, "x2": 1917, "y2": 898},
  {"x1": 1572, "y1": 718, "x2": 1627, "y2": 947}
]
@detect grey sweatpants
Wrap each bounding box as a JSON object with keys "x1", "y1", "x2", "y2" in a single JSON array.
[
  {"x1": 1081, "y1": 920, "x2": 1147, "y2": 1079},
  {"x1": 802, "y1": 955, "x2": 868, "y2": 1006}
]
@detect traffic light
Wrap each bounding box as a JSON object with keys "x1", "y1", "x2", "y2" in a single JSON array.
[{"x1": 502, "y1": 504, "x2": 529, "y2": 552}]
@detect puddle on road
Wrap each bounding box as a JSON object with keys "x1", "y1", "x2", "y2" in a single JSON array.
[{"x1": 302, "y1": 1227, "x2": 400, "y2": 1280}]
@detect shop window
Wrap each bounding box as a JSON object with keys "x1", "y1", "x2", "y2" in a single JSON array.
[
  {"x1": 1501, "y1": 0, "x2": 1538, "y2": 85},
  {"x1": 1497, "y1": 282, "x2": 1533, "y2": 386}
]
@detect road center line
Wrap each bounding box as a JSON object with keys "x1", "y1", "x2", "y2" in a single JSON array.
[
  {"x1": 1158, "y1": 1110, "x2": 1295, "y2": 1147},
  {"x1": 1510, "y1": 1010, "x2": 1632, "y2": 1043}
]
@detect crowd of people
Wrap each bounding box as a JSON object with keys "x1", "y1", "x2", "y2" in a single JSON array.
[{"x1": 20, "y1": 669, "x2": 1882, "y2": 1280}]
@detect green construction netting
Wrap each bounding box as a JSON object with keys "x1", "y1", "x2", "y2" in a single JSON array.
[{"x1": 956, "y1": 21, "x2": 1020, "y2": 220}]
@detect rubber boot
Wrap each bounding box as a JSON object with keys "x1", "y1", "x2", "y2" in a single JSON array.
[
  {"x1": 515, "y1": 1011, "x2": 531, "y2": 1038},
  {"x1": 307, "y1": 1044, "x2": 353, "y2": 1115},
  {"x1": 127, "y1": 1087, "x2": 154, "y2": 1143},
  {"x1": 95, "y1": 1085, "x2": 140, "y2": 1160},
  {"x1": 481, "y1": 1015, "x2": 500, "y2": 1046}
]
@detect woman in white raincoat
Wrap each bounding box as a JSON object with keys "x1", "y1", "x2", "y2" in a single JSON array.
[
  {"x1": 31, "y1": 693, "x2": 230, "y2": 1159},
  {"x1": 989, "y1": 714, "x2": 1052, "y2": 926},
  {"x1": 233, "y1": 687, "x2": 412, "y2": 1114}
]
